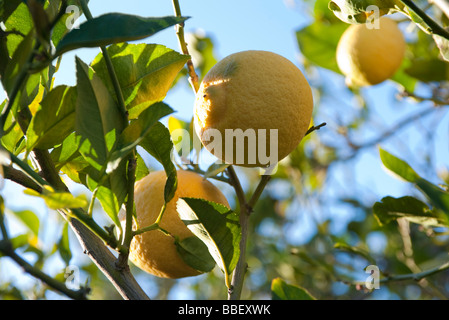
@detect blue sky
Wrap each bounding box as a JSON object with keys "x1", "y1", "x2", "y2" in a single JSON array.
[{"x1": 2, "y1": 0, "x2": 449, "y2": 299}]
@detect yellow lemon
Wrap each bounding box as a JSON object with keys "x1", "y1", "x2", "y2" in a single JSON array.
[
  {"x1": 125, "y1": 170, "x2": 229, "y2": 279},
  {"x1": 193, "y1": 50, "x2": 314, "y2": 167},
  {"x1": 336, "y1": 17, "x2": 406, "y2": 87}
]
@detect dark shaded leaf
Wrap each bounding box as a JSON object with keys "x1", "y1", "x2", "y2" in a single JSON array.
[
  {"x1": 177, "y1": 197, "x2": 240, "y2": 278},
  {"x1": 55, "y1": 14, "x2": 187, "y2": 56},
  {"x1": 75, "y1": 57, "x2": 123, "y2": 172},
  {"x1": 139, "y1": 121, "x2": 178, "y2": 203},
  {"x1": 175, "y1": 236, "x2": 216, "y2": 273},
  {"x1": 373, "y1": 196, "x2": 448, "y2": 227},
  {"x1": 57, "y1": 222, "x2": 72, "y2": 266}
]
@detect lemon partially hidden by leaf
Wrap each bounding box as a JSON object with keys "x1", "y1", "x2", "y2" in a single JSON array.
[{"x1": 124, "y1": 170, "x2": 229, "y2": 279}]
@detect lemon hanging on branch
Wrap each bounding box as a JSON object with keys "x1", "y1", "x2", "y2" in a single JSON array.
[
  {"x1": 122, "y1": 170, "x2": 230, "y2": 279},
  {"x1": 193, "y1": 50, "x2": 314, "y2": 168},
  {"x1": 336, "y1": 17, "x2": 406, "y2": 87}
]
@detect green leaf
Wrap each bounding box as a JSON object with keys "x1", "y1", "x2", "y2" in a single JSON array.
[
  {"x1": 415, "y1": 179, "x2": 449, "y2": 215},
  {"x1": 107, "y1": 102, "x2": 174, "y2": 174},
  {"x1": 50, "y1": 132, "x2": 92, "y2": 185},
  {"x1": 139, "y1": 122, "x2": 178, "y2": 203},
  {"x1": 373, "y1": 196, "x2": 448, "y2": 227},
  {"x1": 57, "y1": 222, "x2": 72, "y2": 266},
  {"x1": 185, "y1": 31, "x2": 218, "y2": 80},
  {"x1": 135, "y1": 152, "x2": 149, "y2": 181},
  {"x1": 271, "y1": 278, "x2": 316, "y2": 300},
  {"x1": 55, "y1": 14, "x2": 187, "y2": 56},
  {"x1": 91, "y1": 43, "x2": 190, "y2": 119},
  {"x1": 379, "y1": 148, "x2": 420, "y2": 183},
  {"x1": 379, "y1": 149, "x2": 449, "y2": 221},
  {"x1": 2, "y1": 30, "x2": 34, "y2": 97},
  {"x1": 296, "y1": 21, "x2": 348, "y2": 74},
  {"x1": 24, "y1": 186, "x2": 88, "y2": 210},
  {"x1": 10, "y1": 209, "x2": 40, "y2": 236},
  {"x1": 398, "y1": 0, "x2": 433, "y2": 34},
  {"x1": 432, "y1": 34, "x2": 449, "y2": 62},
  {"x1": 75, "y1": 56, "x2": 124, "y2": 172},
  {"x1": 0, "y1": 0, "x2": 22, "y2": 22},
  {"x1": 3, "y1": 2, "x2": 33, "y2": 56},
  {"x1": 328, "y1": 0, "x2": 403, "y2": 24},
  {"x1": 50, "y1": 0, "x2": 87, "y2": 48},
  {"x1": 87, "y1": 175, "x2": 126, "y2": 228},
  {"x1": 50, "y1": 132, "x2": 81, "y2": 168},
  {"x1": 26, "y1": 85, "x2": 77, "y2": 151},
  {"x1": 334, "y1": 242, "x2": 376, "y2": 265},
  {"x1": 27, "y1": 0, "x2": 51, "y2": 47},
  {"x1": 9, "y1": 234, "x2": 31, "y2": 251},
  {"x1": 177, "y1": 197, "x2": 241, "y2": 280},
  {"x1": 404, "y1": 58, "x2": 449, "y2": 83},
  {"x1": 204, "y1": 163, "x2": 230, "y2": 180},
  {"x1": 175, "y1": 236, "x2": 216, "y2": 273},
  {"x1": 1, "y1": 99, "x2": 25, "y2": 155}
]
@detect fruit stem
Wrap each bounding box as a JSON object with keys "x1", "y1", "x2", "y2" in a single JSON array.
[
  {"x1": 155, "y1": 202, "x2": 167, "y2": 225},
  {"x1": 226, "y1": 166, "x2": 271, "y2": 300},
  {"x1": 132, "y1": 204, "x2": 168, "y2": 237},
  {"x1": 117, "y1": 156, "x2": 137, "y2": 268},
  {"x1": 172, "y1": 0, "x2": 200, "y2": 93}
]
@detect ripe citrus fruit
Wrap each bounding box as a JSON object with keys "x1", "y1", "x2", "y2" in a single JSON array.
[
  {"x1": 125, "y1": 170, "x2": 229, "y2": 279},
  {"x1": 193, "y1": 50, "x2": 314, "y2": 167},
  {"x1": 336, "y1": 17, "x2": 406, "y2": 87}
]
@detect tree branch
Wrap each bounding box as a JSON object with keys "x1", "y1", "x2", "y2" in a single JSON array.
[
  {"x1": 66, "y1": 216, "x2": 149, "y2": 300},
  {"x1": 226, "y1": 166, "x2": 274, "y2": 300},
  {"x1": 2, "y1": 165, "x2": 43, "y2": 193},
  {"x1": 172, "y1": 0, "x2": 200, "y2": 93},
  {"x1": 402, "y1": 0, "x2": 449, "y2": 40},
  {"x1": 0, "y1": 204, "x2": 88, "y2": 300},
  {"x1": 341, "y1": 106, "x2": 440, "y2": 161}
]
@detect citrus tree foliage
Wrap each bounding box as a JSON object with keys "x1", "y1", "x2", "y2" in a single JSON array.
[{"x1": 0, "y1": 0, "x2": 449, "y2": 300}]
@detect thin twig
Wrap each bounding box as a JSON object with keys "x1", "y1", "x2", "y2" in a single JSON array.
[
  {"x1": 341, "y1": 106, "x2": 440, "y2": 161},
  {"x1": 342, "y1": 261, "x2": 449, "y2": 287},
  {"x1": 172, "y1": 0, "x2": 200, "y2": 93},
  {"x1": 226, "y1": 172, "x2": 271, "y2": 300},
  {"x1": 305, "y1": 122, "x2": 327, "y2": 136}
]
